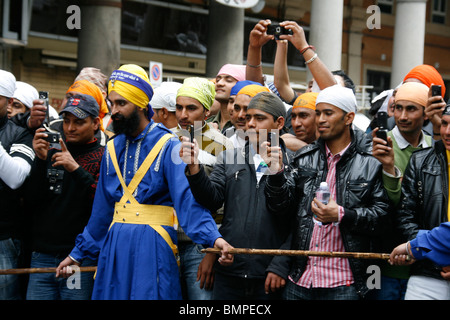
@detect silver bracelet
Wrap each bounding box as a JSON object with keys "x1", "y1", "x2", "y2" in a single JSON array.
[
  {"x1": 69, "y1": 255, "x2": 81, "y2": 264},
  {"x1": 305, "y1": 53, "x2": 318, "y2": 65},
  {"x1": 405, "y1": 242, "x2": 412, "y2": 261},
  {"x1": 247, "y1": 62, "x2": 262, "y2": 68}
]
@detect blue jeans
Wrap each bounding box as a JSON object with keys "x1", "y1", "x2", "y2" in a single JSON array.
[
  {"x1": 282, "y1": 280, "x2": 360, "y2": 300},
  {"x1": 212, "y1": 272, "x2": 282, "y2": 300},
  {"x1": 179, "y1": 242, "x2": 212, "y2": 300},
  {"x1": 369, "y1": 275, "x2": 407, "y2": 300},
  {"x1": 26, "y1": 252, "x2": 96, "y2": 300},
  {"x1": 0, "y1": 238, "x2": 22, "y2": 300}
]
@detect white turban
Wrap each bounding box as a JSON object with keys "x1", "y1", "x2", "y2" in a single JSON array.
[
  {"x1": 316, "y1": 85, "x2": 358, "y2": 113},
  {"x1": 0, "y1": 69, "x2": 16, "y2": 98},
  {"x1": 13, "y1": 81, "x2": 39, "y2": 109},
  {"x1": 150, "y1": 82, "x2": 182, "y2": 112}
]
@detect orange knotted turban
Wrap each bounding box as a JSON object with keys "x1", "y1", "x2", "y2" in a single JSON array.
[
  {"x1": 67, "y1": 79, "x2": 109, "y2": 131},
  {"x1": 403, "y1": 64, "x2": 446, "y2": 97}
]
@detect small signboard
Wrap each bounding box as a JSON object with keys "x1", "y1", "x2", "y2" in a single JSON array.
[{"x1": 149, "y1": 61, "x2": 163, "y2": 87}]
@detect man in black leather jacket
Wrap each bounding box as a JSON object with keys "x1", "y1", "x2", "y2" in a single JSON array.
[
  {"x1": 180, "y1": 91, "x2": 293, "y2": 300},
  {"x1": 265, "y1": 85, "x2": 391, "y2": 300},
  {"x1": 394, "y1": 105, "x2": 450, "y2": 300}
]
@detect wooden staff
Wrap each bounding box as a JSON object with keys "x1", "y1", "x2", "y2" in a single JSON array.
[
  {"x1": 0, "y1": 266, "x2": 97, "y2": 275},
  {"x1": 202, "y1": 248, "x2": 391, "y2": 260}
]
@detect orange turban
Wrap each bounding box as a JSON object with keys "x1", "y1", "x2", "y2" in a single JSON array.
[
  {"x1": 237, "y1": 84, "x2": 270, "y2": 98},
  {"x1": 67, "y1": 79, "x2": 109, "y2": 131},
  {"x1": 403, "y1": 64, "x2": 446, "y2": 97},
  {"x1": 293, "y1": 92, "x2": 319, "y2": 110}
]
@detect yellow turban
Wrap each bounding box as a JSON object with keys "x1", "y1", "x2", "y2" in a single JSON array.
[
  {"x1": 176, "y1": 77, "x2": 216, "y2": 110},
  {"x1": 108, "y1": 64, "x2": 154, "y2": 110},
  {"x1": 293, "y1": 92, "x2": 319, "y2": 110},
  {"x1": 237, "y1": 84, "x2": 270, "y2": 98},
  {"x1": 67, "y1": 80, "x2": 109, "y2": 131}
]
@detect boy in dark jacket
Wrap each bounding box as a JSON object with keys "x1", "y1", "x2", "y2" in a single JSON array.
[{"x1": 180, "y1": 91, "x2": 292, "y2": 299}]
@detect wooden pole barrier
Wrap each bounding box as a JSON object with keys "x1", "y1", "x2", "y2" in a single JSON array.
[
  {"x1": 0, "y1": 266, "x2": 97, "y2": 275},
  {"x1": 0, "y1": 249, "x2": 392, "y2": 275},
  {"x1": 202, "y1": 248, "x2": 391, "y2": 260}
]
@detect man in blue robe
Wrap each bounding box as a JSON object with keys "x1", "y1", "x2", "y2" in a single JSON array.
[{"x1": 56, "y1": 64, "x2": 233, "y2": 300}]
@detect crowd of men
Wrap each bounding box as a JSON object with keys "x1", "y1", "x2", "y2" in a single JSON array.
[{"x1": 0, "y1": 20, "x2": 449, "y2": 301}]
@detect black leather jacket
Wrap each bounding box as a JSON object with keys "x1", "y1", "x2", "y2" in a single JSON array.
[
  {"x1": 395, "y1": 140, "x2": 449, "y2": 280},
  {"x1": 265, "y1": 129, "x2": 391, "y2": 298}
]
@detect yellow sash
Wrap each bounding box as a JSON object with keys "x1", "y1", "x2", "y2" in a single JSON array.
[{"x1": 107, "y1": 133, "x2": 179, "y2": 264}]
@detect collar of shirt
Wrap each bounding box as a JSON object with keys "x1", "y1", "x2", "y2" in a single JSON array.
[
  {"x1": 392, "y1": 126, "x2": 430, "y2": 149},
  {"x1": 324, "y1": 141, "x2": 351, "y2": 160},
  {"x1": 249, "y1": 143, "x2": 268, "y2": 178}
]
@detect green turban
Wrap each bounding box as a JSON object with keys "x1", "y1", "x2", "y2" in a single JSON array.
[{"x1": 176, "y1": 77, "x2": 216, "y2": 110}]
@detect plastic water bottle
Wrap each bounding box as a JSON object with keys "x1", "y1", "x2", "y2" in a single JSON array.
[
  {"x1": 313, "y1": 182, "x2": 330, "y2": 225},
  {"x1": 316, "y1": 182, "x2": 330, "y2": 205}
]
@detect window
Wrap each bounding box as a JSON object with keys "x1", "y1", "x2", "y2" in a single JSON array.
[
  {"x1": 121, "y1": 1, "x2": 208, "y2": 55},
  {"x1": 2, "y1": 0, "x2": 33, "y2": 43},
  {"x1": 377, "y1": 0, "x2": 394, "y2": 14},
  {"x1": 30, "y1": 0, "x2": 79, "y2": 37},
  {"x1": 431, "y1": 0, "x2": 446, "y2": 24},
  {"x1": 366, "y1": 70, "x2": 391, "y2": 102}
]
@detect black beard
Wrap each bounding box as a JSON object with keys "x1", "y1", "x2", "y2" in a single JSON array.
[{"x1": 112, "y1": 107, "x2": 141, "y2": 136}]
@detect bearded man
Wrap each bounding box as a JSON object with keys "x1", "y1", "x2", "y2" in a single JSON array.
[{"x1": 56, "y1": 64, "x2": 233, "y2": 300}]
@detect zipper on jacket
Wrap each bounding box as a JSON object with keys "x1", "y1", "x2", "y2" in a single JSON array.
[{"x1": 235, "y1": 169, "x2": 245, "y2": 180}]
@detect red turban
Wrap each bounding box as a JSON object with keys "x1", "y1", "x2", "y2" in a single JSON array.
[{"x1": 403, "y1": 64, "x2": 446, "y2": 97}]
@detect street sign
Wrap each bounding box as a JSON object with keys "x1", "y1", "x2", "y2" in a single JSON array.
[
  {"x1": 215, "y1": 0, "x2": 259, "y2": 9},
  {"x1": 149, "y1": 61, "x2": 163, "y2": 87}
]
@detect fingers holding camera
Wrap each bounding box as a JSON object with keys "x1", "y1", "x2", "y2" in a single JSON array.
[
  {"x1": 33, "y1": 127, "x2": 50, "y2": 160},
  {"x1": 279, "y1": 21, "x2": 307, "y2": 50},
  {"x1": 51, "y1": 139, "x2": 79, "y2": 172},
  {"x1": 249, "y1": 19, "x2": 273, "y2": 48},
  {"x1": 28, "y1": 99, "x2": 48, "y2": 130},
  {"x1": 426, "y1": 86, "x2": 446, "y2": 133},
  {"x1": 261, "y1": 141, "x2": 283, "y2": 174},
  {"x1": 179, "y1": 136, "x2": 200, "y2": 175},
  {"x1": 371, "y1": 128, "x2": 395, "y2": 175}
]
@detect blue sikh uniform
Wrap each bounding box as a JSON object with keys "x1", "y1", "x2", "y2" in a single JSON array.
[
  {"x1": 410, "y1": 222, "x2": 450, "y2": 267},
  {"x1": 69, "y1": 121, "x2": 222, "y2": 300}
]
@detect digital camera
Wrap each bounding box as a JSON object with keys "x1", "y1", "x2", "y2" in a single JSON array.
[{"x1": 267, "y1": 23, "x2": 293, "y2": 40}]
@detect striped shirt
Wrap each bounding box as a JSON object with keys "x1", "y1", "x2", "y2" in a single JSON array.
[{"x1": 294, "y1": 142, "x2": 354, "y2": 288}]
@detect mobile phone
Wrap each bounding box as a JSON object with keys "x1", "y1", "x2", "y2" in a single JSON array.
[
  {"x1": 431, "y1": 85, "x2": 442, "y2": 97},
  {"x1": 376, "y1": 111, "x2": 388, "y2": 142},
  {"x1": 39, "y1": 91, "x2": 49, "y2": 123},
  {"x1": 39, "y1": 91, "x2": 61, "y2": 147},
  {"x1": 188, "y1": 125, "x2": 194, "y2": 143},
  {"x1": 267, "y1": 132, "x2": 279, "y2": 147}
]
